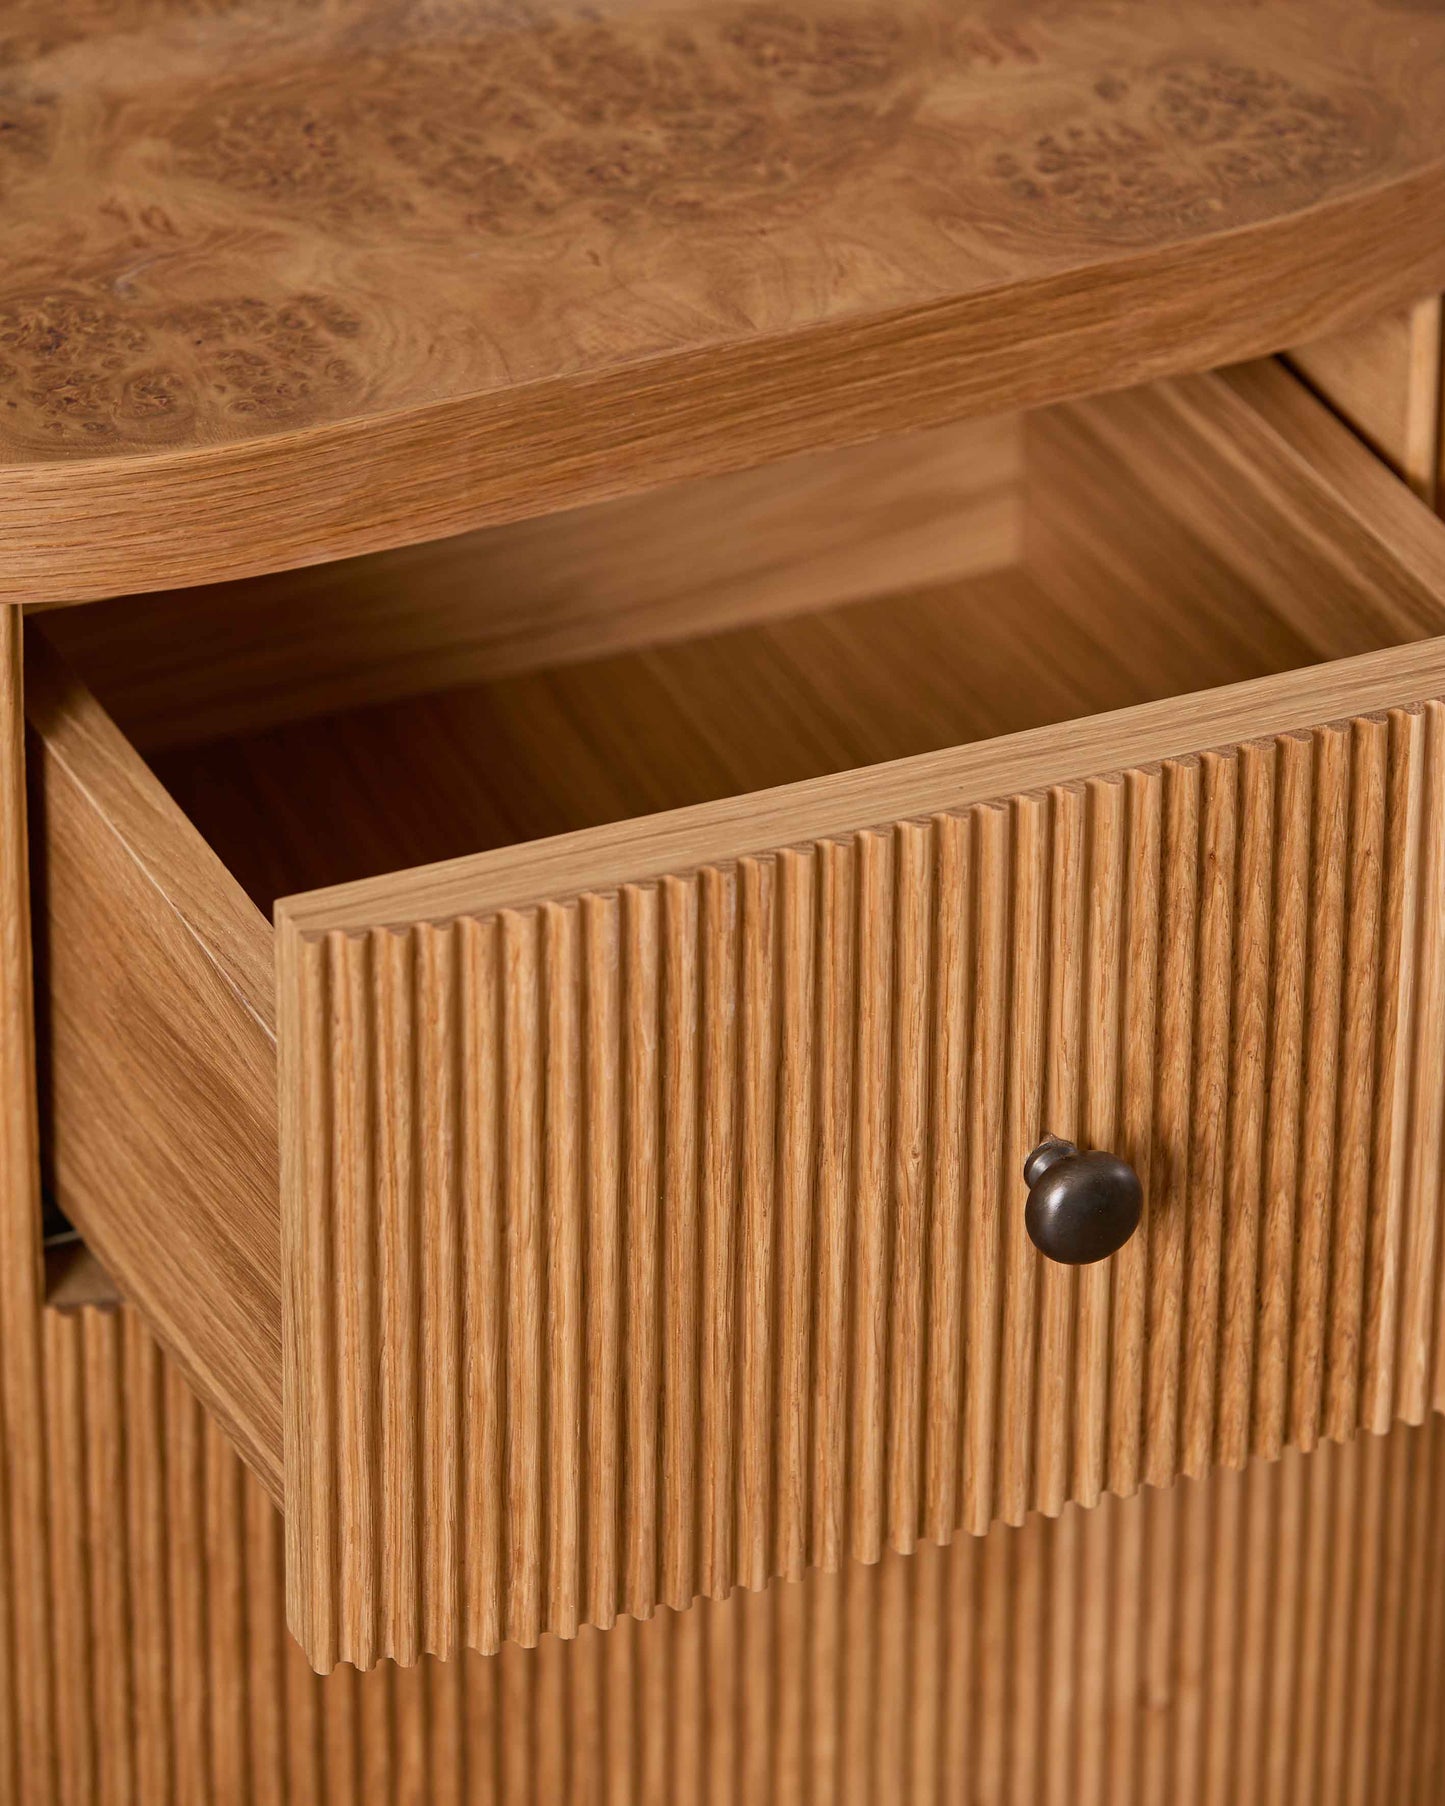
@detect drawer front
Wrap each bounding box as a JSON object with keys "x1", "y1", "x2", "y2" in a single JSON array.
[{"x1": 280, "y1": 672, "x2": 1445, "y2": 1671}]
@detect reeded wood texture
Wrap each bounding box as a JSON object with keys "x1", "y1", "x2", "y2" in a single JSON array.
[
  {"x1": 40, "y1": 362, "x2": 1445, "y2": 1668},
  {"x1": 21, "y1": 409, "x2": 1018, "y2": 1504},
  {"x1": 33, "y1": 359, "x2": 1445, "y2": 1654},
  {"x1": 0, "y1": 610, "x2": 55, "y2": 1802},
  {"x1": 22, "y1": 1301, "x2": 1445, "y2": 1806},
  {"x1": 265, "y1": 373, "x2": 1445, "y2": 1669},
  {"x1": 35, "y1": 414, "x2": 1021, "y2": 749},
  {"x1": 279, "y1": 693, "x2": 1445, "y2": 1669},
  {"x1": 1290, "y1": 298, "x2": 1445, "y2": 508},
  {"x1": 25, "y1": 636, "x2": 283, "y2": 1499},
  {"x1": 4, "y1": 1, "x2": 1445, "y2": 602}
]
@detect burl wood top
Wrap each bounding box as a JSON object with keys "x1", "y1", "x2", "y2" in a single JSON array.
[{"x1": 4, "y1": 0, "x2": 1445, "y2": 602}]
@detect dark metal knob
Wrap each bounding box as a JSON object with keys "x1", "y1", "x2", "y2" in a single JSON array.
[{"x1": 1023, "y1": 1135, "x2": 1142, "y2": 1265}]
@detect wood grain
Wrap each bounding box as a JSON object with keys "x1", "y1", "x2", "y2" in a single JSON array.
[
  {"x1": 25, "y1": 637, "x2": 283, "y2": 1498},
  {"x1": 251, "y1": 363, "x2": 1445, "y2": 935},
  {"x1": 37, "y1": 414, "x2": 1022, "y2": 749},
  {"x1": 264, "y1": 370, "x2": 1445, "y2": 1668},
  {"x1": 278, "y1": 691, "x2": 1445, "y2": 1669},
  {"x1": 0, "y1": 610, "x2": 55, "y2": 1802},
  {"x1": 17, "y1": 1298, "x2": 1445, "y2": 1806},
  {"x1": 2, "y1": 2, "x2": 1445, "y2": 602},
  {"x1": 35, "y1": 363, "x2": 1445, "y2": 1664},
  {"x1": 1290, "y1": 297, "x2": 1445, "y2": 507}
]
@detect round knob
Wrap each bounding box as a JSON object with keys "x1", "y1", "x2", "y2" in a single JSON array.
[{"x1": 1023, "y1": 1135, "x2": 1142, "y2": 1265}]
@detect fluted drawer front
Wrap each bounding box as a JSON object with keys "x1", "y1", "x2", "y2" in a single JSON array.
[
  {"x1": 281, "y1": 694, "x2": 1445, "y2": 1671},
  {"x1": 23, "y1": 1301, "x2": 1445, "y2": 1806}
]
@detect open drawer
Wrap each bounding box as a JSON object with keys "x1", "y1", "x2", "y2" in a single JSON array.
[{"x1": 27, "y1": 361, "x2": 1445, "y2": 1673}]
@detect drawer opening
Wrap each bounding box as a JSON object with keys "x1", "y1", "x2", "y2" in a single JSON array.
[
  {"x1": 40, "y1": 1196, "x2": 119, "y2": 1313},
  {"x1": 43, "y1": 365, "x2": 1445, "y2": 919}
]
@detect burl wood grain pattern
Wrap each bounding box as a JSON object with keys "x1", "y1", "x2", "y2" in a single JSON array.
[
  {"x1": 4, "y1": 1, "x2": 1445, "y2": 602},
  {"x1": 18, "y1": 1301, "x2": 1445, "y2": 1806}
]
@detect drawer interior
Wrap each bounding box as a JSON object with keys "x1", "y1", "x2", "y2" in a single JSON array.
[{"x1": 44, "y1": 362, "x2": 1445, "y2": 918}]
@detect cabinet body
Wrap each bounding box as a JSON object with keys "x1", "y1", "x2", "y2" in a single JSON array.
[
  {"x1": 12, "y1": 1300, "x2": 1445, "y2": 1806},
  {"x1": 3, "y1": 0, "x2": 1445, "y2": 1783}
]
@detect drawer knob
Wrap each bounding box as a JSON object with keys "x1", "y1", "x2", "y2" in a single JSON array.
[{"x1": 1023, "y1": 1135, "x2": 1142, "y2": 1265}]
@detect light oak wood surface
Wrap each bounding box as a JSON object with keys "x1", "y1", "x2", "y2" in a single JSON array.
[
  {"x1": 1290, "y1": 298, "x2": 1445, "y2": 508},
  {"x1": 25, "y1": 639, "x2": 283, "y2": 1497},
  {"x1": 275, "y1": 683, "x2": 1445, "y2": 1670},
  {"x1": 15, "y1": 1298, "x2": 1445, "y2": 1806},
  {"x1": 38, "y1": 414, "x2": 1022, "y2": 750},
  {"x1": 0, "y1": 610, "x2": 56, "y2": 1802},
  {"x1": 3, "y1": 1, "x2": 1445, "y2": 603},
  {"x1": 33, "y1": 363, "x2": 1445, "y2": 1667}
]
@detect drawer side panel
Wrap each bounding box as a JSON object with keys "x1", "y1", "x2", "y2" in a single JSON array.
[{"x1": 26, "y1": 636, "x2": 284, "y2": 1498}]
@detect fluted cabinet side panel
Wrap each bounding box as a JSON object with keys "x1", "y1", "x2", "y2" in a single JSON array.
[
  {"x1": 281, "y1": 705, "x2": 1445, "y2": 1670},
  {"x1": 16, "y1": 1302, "x2": 1445, "y2": 1806}
]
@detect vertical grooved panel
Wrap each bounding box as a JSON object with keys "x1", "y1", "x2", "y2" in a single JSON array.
[
  {"x1": 1108, "y1": 769, "x2": 1159, "y2": 1502},
  {"x1": 660, "y1": 875, "x2": 700, "y2": 1609},
  {"x1": 922, "y1": 813, "x2": 968, "y2": 1546},
  {"x1": 578, "y1": 898, "x2": 618, "y2": 1638},
  {"x1": 621, "y1": 885, "x2": 660, "y2": 1622},
  {"x1": 1034, "y1": 787, "x2": 1076, "y2": 1522},
  {"x1": 1256, "y1": 736, "x2": 1310, "y2": 1461},
  {"x1": 1293, "y1": 728, "x2": 1349, "y2": 1451},
  {"x1": 1076, "y1": 777, "x2": 1124, "y2": 1510},
  {"x1": 280, "y1": 708, "x2": 1445, "y2": 1669},
  {"x1": 335, "y1": 930, "x2": 379, "y2": 1670},
  {"x1": 737, "y1": 856, "x2": 777, "y2": 1589},
  {"x1": 1220, "y1": 745, "x2": 1272, "y2": 1470},
  {"x1": 461, "y1": 914, "x2": 505, "y2": 1655},
  {"x1": 375, "y1": 926, "x2": 420, "y2": 1668},
  {"x1": 1145, "y1": 760, "x2": 1199, "y2": 1489},
  {"x1": 885, "y1": 821, "x2": 931, "y2": 1557},
  {"x1": 501, "y1": 907, "x2": 544, "y2": 1647},
  {"x1": 1405, "y1": 703, "x2": 1445, "y2": 1416},
  {"x1": 699, "y1": 866, "x2": 738, "y2": 1599},
  {"x1": 962, "y1": 804, "x2": 1008, "y2": 1540},
  {"x1": 849, "y1": 830, "x2": 893, "y2": 1565},
  {"x1": 774, "y1": 850, "x2": 816, "y2": 1585},
  {"x1": 418, "y1": 919, "x2": 462, "y2": 1661},
  {"x1": 1362, "y1": 712, "x2": 1422, "y2": 1431},
  {"x1": 1183, "y1": 752, "x2": 1234, "y2": 1479},
  {"x1": 543, "y1": 903, "x2": 582, "y2": 1643}
]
